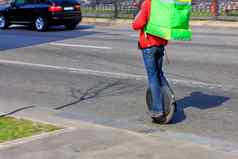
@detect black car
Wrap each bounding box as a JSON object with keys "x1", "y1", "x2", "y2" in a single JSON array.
[{"x1": 0, "y1": 0, "x2": 82, "y2": 31}]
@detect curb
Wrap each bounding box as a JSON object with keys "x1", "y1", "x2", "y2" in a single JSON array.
[
  {"x1": 190, "y1": 20, "x2": 238, "y2": 28},
  {"x1": 82, "y1": 17, "x2": 238, "y2": 28},
  {"x1": 1, "y1": 109, "x2": 238, "y2": 154},
  {"x1": 82, "y1": 17, "x2": 132, "y2": 25}
]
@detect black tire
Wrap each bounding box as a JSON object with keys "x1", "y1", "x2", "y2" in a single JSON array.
[
  {"x1": 34, "y1": 16, "x2": 48, "y2": 32},
  {"x1": 146, "y1": 87, "x2": 176, "y2": 124},
  {"x1": 0, "y1": 14, "x2": 9, "y2": 30},
  {"x1": 64, "y1": 20, "x2": 79, "y2": 30}
]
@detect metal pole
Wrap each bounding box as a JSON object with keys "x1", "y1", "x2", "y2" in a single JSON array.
[{"x1": 113, "y1": 1, "x2": 118, "y2": 19}]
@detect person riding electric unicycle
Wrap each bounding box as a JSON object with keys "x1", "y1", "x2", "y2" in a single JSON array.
[{"x1": 132, "y1": 0, "x2": 192, "y2": 124}]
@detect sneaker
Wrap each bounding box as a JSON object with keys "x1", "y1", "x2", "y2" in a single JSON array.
[
  {"x1": 150, "y1": 112, "x2": 166, "y2": 124},
  {"x1": 150, "y1": 112, "x2": 164, "y2": 118}
]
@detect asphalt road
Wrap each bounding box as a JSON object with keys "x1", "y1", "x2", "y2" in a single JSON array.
[{"x1": 0, "y1": 24, "x2": 238, "y2": 148}]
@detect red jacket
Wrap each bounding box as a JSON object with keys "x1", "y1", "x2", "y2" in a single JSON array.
[{"x1": 132, "y1": 0, "x2": 168, "y2": 49}]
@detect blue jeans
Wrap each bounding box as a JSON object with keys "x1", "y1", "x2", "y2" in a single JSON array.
[{"x1": 142, "y1": 46, "x2": 166, "y2": 114}]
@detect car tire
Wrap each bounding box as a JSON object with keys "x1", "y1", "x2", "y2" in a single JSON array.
[
  {"x1": 65, "y1": 20, "x2": 79, "y2": 30},
  {"x1": 0, "y1": 14, "x2": 9, "y2": 30},
  {"x1": 34, "y1": 16, "x2": 48, "y2": 32}
]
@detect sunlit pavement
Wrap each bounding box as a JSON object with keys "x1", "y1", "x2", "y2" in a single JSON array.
[{"x1": 0, "y1": 24, "x2": 238, "y2": 157}]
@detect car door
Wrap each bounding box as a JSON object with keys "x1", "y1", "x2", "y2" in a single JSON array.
[
  {"x1": 8, "y1": 0, "x2": 27, "y2": 22},
  {"x1": 8, "y1": 0, "x2": 36, "y2": 23},
  {"x1": 20, "y1": 0, "x2": 38, "y2": 22},
  {"x1": 34, "y1": 0, "x2": 50, "y2": 19}
]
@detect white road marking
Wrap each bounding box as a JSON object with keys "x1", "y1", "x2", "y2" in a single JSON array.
[
  {"x1": 0, "y1": 59, "x2": 145, "y2": 80},
  {"x1": 0, "y1": 59, "x2": 235, "y2": 91},
  {"x1": 50, "y1": 42, "x2": 112, "y2": 50}
]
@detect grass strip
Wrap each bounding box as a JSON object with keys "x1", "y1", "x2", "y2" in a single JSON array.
[{"x1": 0, "y1": 116, "x2": 60, "y2": 143}]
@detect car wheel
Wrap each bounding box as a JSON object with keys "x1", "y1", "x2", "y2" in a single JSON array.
[
  {"x1": 0, "y1": 14, "x2": 9, "y2": 29},
  {"x1": 34, "y1": 16, "x2": 48, "y2": 31},
  {"x1": 65, "y1": 20, "x2": 79, "y2": 30}
]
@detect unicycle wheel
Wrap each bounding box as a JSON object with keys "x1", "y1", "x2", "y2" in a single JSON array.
[{"x1": 146, "y1": 88, "x2": 176, "y2": 124}]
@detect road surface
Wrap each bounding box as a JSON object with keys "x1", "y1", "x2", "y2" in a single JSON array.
[{"x1": 0, "y1": 24, "x2": 237, "y2": 150}]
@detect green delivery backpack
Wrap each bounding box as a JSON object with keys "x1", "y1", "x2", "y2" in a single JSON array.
[{"x1": 144, "y1": 0, "x2": 192, "y2": 41}]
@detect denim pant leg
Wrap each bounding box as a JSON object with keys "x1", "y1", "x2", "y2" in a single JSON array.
[
  {"x1": 142, "y1": 47, "x2": 163, "y2": 113},
  {"x1": 156, "y1": 48, "x2": 164, "y2": 86}
]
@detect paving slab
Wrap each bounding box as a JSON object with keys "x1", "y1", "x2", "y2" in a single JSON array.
[{"x1": 0, "y1": 106, "x2": 237, "y2": 159}]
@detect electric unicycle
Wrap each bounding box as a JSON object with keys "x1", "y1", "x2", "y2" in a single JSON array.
[{"x1": 146, "y1": 78, "x2": 177, "y2": 124}]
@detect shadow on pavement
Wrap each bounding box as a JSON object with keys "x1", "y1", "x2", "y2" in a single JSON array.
[
  {"x1": 171, "y1": 92, "x2": 230, "y2": 124},
  {"x1": 0, "y1": 24, "x2": 97, "y2": 51}
]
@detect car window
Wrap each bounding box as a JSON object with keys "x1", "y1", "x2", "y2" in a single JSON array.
[
  {"x1": 38, "y1": 0, "x2": 48, "y2": 4},
  {"x1": 28, "y1": 0, "x2": 37, "y2": 3},
  {"x1": 26, "y1": 0, "x2": 37, "y2": 3},
  {"x1": 50, "y1": 0, "x2": 79, "y2": 4},
  {"x1": 15, "y1": 0, "x2": 27, "y2": 5},
  {"x1": 14, "y1": 0, "x2": 37, "y2": 5}
]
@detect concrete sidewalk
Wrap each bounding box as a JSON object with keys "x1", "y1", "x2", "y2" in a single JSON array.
[
  {"x1": 0, "y1": 107, "x2": 237, "y2": 159},
  {"x1": 82, "y1": 17, "x2": 238, "y2": 28}
]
